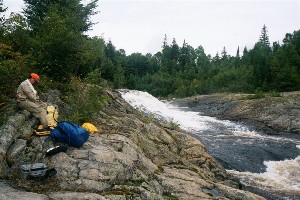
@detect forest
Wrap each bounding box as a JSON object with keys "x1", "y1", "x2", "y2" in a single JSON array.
[{"x1": 1, "y1": 0, "x2": 300, "y2": 103}]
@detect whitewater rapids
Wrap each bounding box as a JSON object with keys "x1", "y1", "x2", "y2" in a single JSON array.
[{"x1": 119, "y1": 89, "x2": 300, "y2": 196}]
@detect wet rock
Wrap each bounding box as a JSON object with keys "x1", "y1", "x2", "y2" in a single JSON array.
[
  {"x1": 215, "y1": 182, "x2": 265, "y2": 200},
  {"x1": 223, "y1": 179, "x2": 245, "y2": 189},
  {"x1": 202, "y1": 187, "x2": 223, "y2": 197}
]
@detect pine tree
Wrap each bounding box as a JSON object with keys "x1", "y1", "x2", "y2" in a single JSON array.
[
  {"x1": 272, "y1": 41, "x2": 280, "y2": 52},
  {"x1": 213, "y1": 52, "x2": 220, "y2": 64},
  {"x1": 105, "y1": 40, "x2": 116, "y2": 62},
  {"x1": 170, "y1": 38, "x2": 180, "y2": 62},
  {"x1": 283, "y1": 33, "x2": 293, "y2": 45},
  {"x1": 221, "y1": 46, "x2": 228, "y2": 60},
  {"x1": 163, "y1": 34, "x2": 168, "y2": 48},
  {"x1": 243, "y1": 47, "x2": 248, "y2": 55},
  {"x1": 195, "y1": 45, "x2": 210, "y2": 70},
  {"x1": 179, "y1": 39, "x2": 189, "y2": 68},
  {"x1": 259, "y1": 24, "x2": 270, "y2": 47},
  {"x1": 236, "y1": 46, "x2": 240, "y2": 58}
]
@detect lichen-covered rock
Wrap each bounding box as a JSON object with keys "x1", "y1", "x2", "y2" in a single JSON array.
[{"x1": 0, "y1": 89, "x2": 265, "y2": 199}]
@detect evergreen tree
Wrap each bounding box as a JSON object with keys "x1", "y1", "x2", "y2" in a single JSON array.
[
  {"x1": 287, "y1": 30, "x2": 300, "y2": 55},
  {"x1": 77, "y1": 36, "x2": 106, "y2": 76},
  {"x1": 113, "y1": 64, "x2": 125, "y2": 88},
  {"x1": 272, "y1": 41, "x2": 280, "y2": 52},
  {"x1": 243, "y1": 47, "x2": 248, "y2": 55},
  {"x1": 236, "y1": 46, "x2": 240, "y2": 58},
  {"x1": 179, "y1": 40, "x2": 189, "y2": 68},
  {"x1": 283, "y1": 33, "x2": 293, "y2": 45},
  {"x1": 221, "y1": 46, "x2": 228, "y2": 60},
  {"x1": 126, "y1": 53, "x2": 152, "y2": 76},
  {"x1": 170, "y1": 38, "x2": 180, "y2": 62},
  {"x1": 213, "y1": 52, "x2": 220, "y2": 64},
  {"x1": 259, "y1": 24, "x2": 270, "y2": 47},
  {"x1": 24, "y1": 0, "x2": 98, "y2": 32},
  {"x1": 161, "y1": 35, "x2": 172, "y2": 67},
  {"x1": 105, "y1": 39, "x2": 116, "y2": 62},
  {"x1": 195, "y1": 45, "x2": 210, "y2": 70},
  {"x1": 162, "y1": 34, "x2": 168, "y2": 48},
  {"x1": 23, "y1": 0, "x2": 99, "y2": 80}
]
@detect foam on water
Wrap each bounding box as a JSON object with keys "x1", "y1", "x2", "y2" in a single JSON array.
[
  {"x1": 119, "y1": 89, "x2": 248, "y2": 133},
  {"x1": 120, "y1": 90, "x2": 300, "y2": 144},
  {"x1": 228, "y1": 155, "x2": 300, "y2": 192},
  {"x1": 119, "y1": 89, "x2": 300, "y2": 194}
]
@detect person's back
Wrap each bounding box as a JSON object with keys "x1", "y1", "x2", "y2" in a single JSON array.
[{"x1": 17, "y1": 79, "x2": 38, "y2": 102}]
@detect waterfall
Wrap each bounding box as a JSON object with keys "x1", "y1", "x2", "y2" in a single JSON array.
[{"x1": 119, "y1": 89, "x2": 300, "y2": 197}]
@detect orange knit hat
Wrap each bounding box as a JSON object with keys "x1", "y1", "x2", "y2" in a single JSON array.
[{"x1": 31, "y1": 73, "x2": 40, "y2": 82}]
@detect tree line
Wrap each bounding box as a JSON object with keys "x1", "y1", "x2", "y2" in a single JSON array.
[{"x1": 1, "y1": 0, "x2": 300, "y2": 103}]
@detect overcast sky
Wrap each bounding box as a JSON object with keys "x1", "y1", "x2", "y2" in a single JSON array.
[{"x1": 3, "y1": 0, "x2": 300, "y2": 56}]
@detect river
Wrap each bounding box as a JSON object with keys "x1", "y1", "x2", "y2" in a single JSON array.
[{"x1": 119, "y1": 89, "x2": 300, "y2": 200}]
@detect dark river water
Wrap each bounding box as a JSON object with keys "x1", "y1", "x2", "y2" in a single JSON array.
[{"x1": 119, "y1": 89, "x2": 300, "y2": 200}]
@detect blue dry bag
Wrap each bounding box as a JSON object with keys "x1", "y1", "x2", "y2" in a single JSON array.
[{"x1": 50, "y1": 121, "x2": 89, "y2": 148}]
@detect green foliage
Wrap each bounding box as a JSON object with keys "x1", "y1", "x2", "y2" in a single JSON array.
[
  {"x1": 1, "y1": 13, "x2": 31, "y2": 53},
  {"x1": 169, "y1": 119, "x2": 180, "y2": 130},
  {"x1": 242, "y1": 90, "x2": 265, "y2": 100},
  {"x1": 126, "y1": 28, "x2": 300, "y2": 97},
  {"x1": 267, "y1": 90, "x2": 281, "y2": 97},
  {"x1": 121, "y1": 27, "x2": 299, "y2": 97},
  {"x1": 126, "y1": 53, "x2": 153, "y2": 76},
  {"x1": 133, "y1": 107, "x2": 154, "y2": 124},
  {"x1": 77, "y1": 36, "x2": 106, "y2": 76},
  {"x1": 23, "y1": 0, "x2": 99, "y2": 81},
  {"x1": 0, "y1": 44, "x2": 33, "y2": 101},
  {"x1": 259, "y1": 24, "x2": 270, "y2": 47},
  {"x1": 113, "y1": 64, "x2": 126, "y2": 88},
  {"x1": 30, "y1": 5, "x2": 83, "y2": 80},
  {"x1": 1, "y1": 7, "x2": 299, "y2": 106},
  {"x1": 62, "y1": 77, "x2": 109, "y2": 124},
  {"x1": 244, "y1": 90, "x2": 281, "y2": 99},
  {"x1": 83, "y1": 68, "x2": 110, "y2": 87},
  {"x1": 24, "y1": 0, "x2": 98, "y2": 32}
]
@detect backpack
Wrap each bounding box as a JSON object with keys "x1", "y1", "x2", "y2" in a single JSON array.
[{"x1": 50, "y1": 121, "x2": 89, "y2": 148}]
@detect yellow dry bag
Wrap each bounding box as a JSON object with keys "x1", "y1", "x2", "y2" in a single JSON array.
[{"x1": 82, "y1": 123, "x2": 98, "y2": 134}]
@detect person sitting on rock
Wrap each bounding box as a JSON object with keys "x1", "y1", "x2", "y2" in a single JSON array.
[{"x1": 16, "y1": 73, "x2": 50, "y2": 131}]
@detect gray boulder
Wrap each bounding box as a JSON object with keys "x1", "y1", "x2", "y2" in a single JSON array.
[{"x1": 0, "y1": 90, "x2": 265, "y2": 200}]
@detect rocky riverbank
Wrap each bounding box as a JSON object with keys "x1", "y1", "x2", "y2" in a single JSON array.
[
  {"x1": 0, "y1": 89, "x2": 264, "y2": 199},
  {"x1": 171, "y1": 91, "x2": 300, "y2": 136}
]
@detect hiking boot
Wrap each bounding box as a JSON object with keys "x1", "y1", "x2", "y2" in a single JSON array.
[{"x1": 36, "y1": 126, "x2": 52, "y2": 132}]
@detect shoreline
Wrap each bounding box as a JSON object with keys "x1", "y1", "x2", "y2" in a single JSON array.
[
  {"x1": 171, "y1": 92, "x2": 300, "y2": 200},
  {"x1": 171, "y1": 91, "x2": 300, "y2": 137}
]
